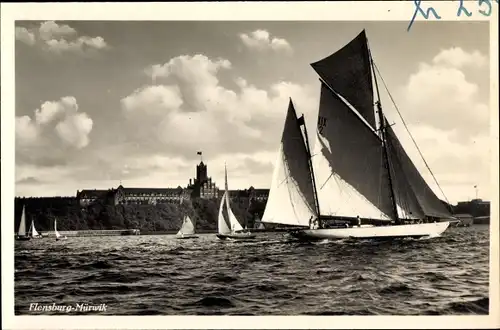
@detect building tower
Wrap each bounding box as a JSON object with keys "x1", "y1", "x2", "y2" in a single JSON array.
[{"x1": 196, "y1": 162, "x2": 208, "y2": 185}]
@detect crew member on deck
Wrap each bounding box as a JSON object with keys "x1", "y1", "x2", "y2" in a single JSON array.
[
  {"x1": 357, "y1": 216, "x2": 361, "y2": 227},
  {"x1": 312, "y1": 217, "x2": 319, "y2": 229}
]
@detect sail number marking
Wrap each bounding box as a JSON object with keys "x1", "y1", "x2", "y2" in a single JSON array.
[{"x1": 318, "y1": 116, "x2": 327, "y2": 134}]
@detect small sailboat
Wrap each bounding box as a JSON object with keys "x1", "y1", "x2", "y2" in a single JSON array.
[
  {"x1": 54, "y1": 218, "x2": 67, "y2": 241},
  {"x1": 16, "y1": 205, "x2": 31, "y2": 241},
  {"x1": 216, "y1": 164, "x2": 256, "y2": 240},
  {"x1": 262, "y1": 30, "x2": 456, "y2": 241},
  {"x1": 28, "y1": 218, "x2": 43, "y2": 239},
  {"x1": 176, "y1": 198, "x2": 199, "y2": 239}
]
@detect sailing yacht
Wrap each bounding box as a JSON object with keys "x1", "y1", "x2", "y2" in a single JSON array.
[
  {"x1": 176, "y1": 197, "x2": 199, "y2": 239},
  {"x1": 28, "y1": 217, "x2": 43, "y2": 239},
  {"x1": 54, "y1": 218, "x2": 67, "y2": 241},
  {"x1": 262, "y1": 30, "x2": 457, "y2": 241},
  {"x1": 16, "y1": 205, "x2": 31, "y2": 241},
  {"x1": 216, "y1": 164, "x2": 256, "y2": 240}
]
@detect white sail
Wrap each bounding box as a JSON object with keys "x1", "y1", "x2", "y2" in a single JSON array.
[
  {"x1": 218, "y1": 191, "x2": 232, "y2": 234},
  {"x1": 227, "y1": 198, "x2": 244, "y2": 232},
  {"x1": 54, "y1": 218, "x2": 61, "y2": 239},
  {"x1": 177, "y1": 215, "x2": 195, "y2": 235},
  {"x1": 18, "y1": 206, "x2": 27, "y2": 236},
  {"x1": 224, "y1": 167, "x2": 244, "y2": 232},
  {"x1": 177, "y1": 195, "x2": 196, "y2": 235},
  {"x1": 30, "y1": 220, "x2": 41, "y2": 237},
  {"x1": 261, "y1": 101, "x2": 317, "y2": 226},
  {"x1": 218, "y1": 166, "x2": 245, "y2": 234}
]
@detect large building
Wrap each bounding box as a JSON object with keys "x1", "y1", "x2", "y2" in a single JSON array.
[
  {"x1": 76, "y1": 159, "x2": 270, "y2": 206},
  {"x1": 453, "y1": 198, "x2": 490, "y2": 218},
  {"x1": 77, "y1": 186, "x2": 190, "y2": 206},
  {"x1": 187, "y1": 161, "x2": 219, "y2": 199}
]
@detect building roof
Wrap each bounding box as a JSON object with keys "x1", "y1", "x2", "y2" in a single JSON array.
[
  {"x1": 78, "y1": 190, "x2": 110, "y2": 199},
  {"x1": 119, "y1": 187, "x2": 184, "y2": 194}
]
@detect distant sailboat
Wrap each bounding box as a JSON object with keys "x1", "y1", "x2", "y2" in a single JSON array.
[
  {"x1": 216, "y1": 164, "x2": 256, "y2": 240},
  {"x1": 176, "y1": 197, "x2": 199, "y2": 239},
  {"x1": 28, "y1": 218, "x2": 43, "y2": 239},
  {"x1": 16, "y1": 205, "x2": 31, "y2": 241},
  {"x1": 263, "y1": 30, "x2": 456, "y2": 241},
  {"x1": 54, "y1": 218, "x2": 67, "y2": 241}
]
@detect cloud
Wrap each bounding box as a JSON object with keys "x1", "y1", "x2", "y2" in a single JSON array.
[
  {"x1": 432, "y1": 47, "x2": 487, "y2": 69},
  {"x1": 130, "y1": 54, "x2": 315, "y2": 162},
  {"x1": 239, "y1": 30, "x2": 292, "y2": 53},
  {"x1": 15, "y1": 21, "x2": 108, "y2": 55},
  {"x1": 398, "y1": 47, "x2": 489, "y2": 141},
  {"x1": 15, "y1": 27, "x2": 36, "y2": 46},
  {"x1": 16, "y1": 96, "x2": 94, "y2": 167},
  {"x1": 391, "y1": 47, "x2": 490, "y2": 203},
  {"x1": 55, "y1": 112, "x2": 93, "y2": 149},
  {"x1": 235, "y1": 157, "x2": 274, "y2": 175},
  {"x1": 16, "y1": 177, "x2": 42, "y2": 185},
  {"x1": 15, "y1": 48, "x2": 313, "y2": 196},
  {"x1": 38, "y1": 21, "x2": 76, "y2": 41}
]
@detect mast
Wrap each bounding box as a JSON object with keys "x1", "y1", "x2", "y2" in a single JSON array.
[
  {"x1": 367, "y1": 41, "x2": 400, "y2": 224},
  {"x1": 300, "y1": 112, "x2": 321, "y2": 224}
]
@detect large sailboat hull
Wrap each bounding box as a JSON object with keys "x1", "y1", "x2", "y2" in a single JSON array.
[
  {"x1": 290, "y1": 221, "x2": 451, "y2": 241},
  {"x1": 16, "y1": 236, "x2": 31, "y2": 241},
  {"x1": 216, "y1": 233, "x2": 256, "y2": 240}
]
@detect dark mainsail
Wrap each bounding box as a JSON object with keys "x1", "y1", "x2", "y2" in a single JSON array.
[
  {"x1": 312, "y1": 83, "x2": 394, "y2": 220},
  {"x1": 310, "y1": 30, "x2": 376, "y2": 130},
  {"x1": 309, "y1": 29, "x2": 450, "y2": 223},
  {"x1": 385, "y1": 124, "x2": 452, "y2": 218},
  {"x1": 281, "y1": 101, "x2": 317, "y2": 214}
]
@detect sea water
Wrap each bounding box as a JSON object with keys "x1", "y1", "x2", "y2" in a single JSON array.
[{"x1": 14, "y1": 225, "x2": 489, "y2": 315}]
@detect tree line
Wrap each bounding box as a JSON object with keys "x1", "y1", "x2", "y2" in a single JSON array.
[{"x1": 14, "y1": 196, "x2": 267, "y2": 232}]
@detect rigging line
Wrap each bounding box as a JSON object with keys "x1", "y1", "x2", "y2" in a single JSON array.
[{"x1": 372, "y1": 62, "x2": 451, "y2": 206}]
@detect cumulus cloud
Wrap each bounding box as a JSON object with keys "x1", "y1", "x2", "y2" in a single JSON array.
[
  {"x1": 399, "y1": 47, "x2": 489, "y2": 141},
  {"x1": 239, "y1": 30, "x2": 292, "y2": 53},
  {"x1": 391, "y1": 47, "x2": 490, "y2": 202},
  {"x1": 130, "y1": 54, "x2": 315, "y2": 162},
  {"x1": 432, "y1": 47, "x2": 488, "y2": 69},
  {"x1": 16, "y1": 96, "x2": 94, "y2": 167},
  {"x1": 15, "y1": 27, "x2": 36, "y2": 46},
  {"x1": 15, "y1": 21, "x2": 108, "y2": 55}
]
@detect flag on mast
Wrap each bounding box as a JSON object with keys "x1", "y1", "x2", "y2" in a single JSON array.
[{"x1": 197, "y1": 151, "x2": 202, "y2": 155}]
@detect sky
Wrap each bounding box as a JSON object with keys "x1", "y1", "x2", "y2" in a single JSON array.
[{"x1": 14, "y1": 20, "x2": 491, "y2": 204}]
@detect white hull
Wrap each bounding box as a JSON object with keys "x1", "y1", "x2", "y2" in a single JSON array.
[
  {"x1": 216, "y1": 232, "x2": 256, "y2": 240},
  {"x1": 291, "y1": 221, "x2": 451, "y2": 240}
]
